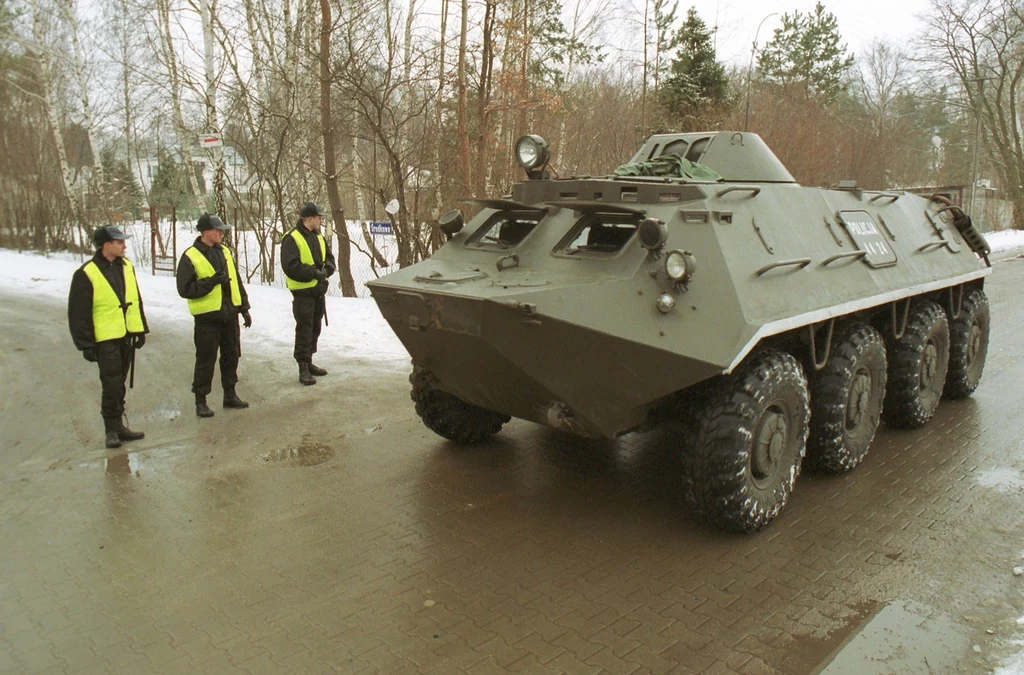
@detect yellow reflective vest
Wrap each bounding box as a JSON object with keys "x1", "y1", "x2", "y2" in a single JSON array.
[
  {"x1": 183, "y1": 245, "x2": 243, "y2": 315},
  {"x1": 284, "y1": 228, "x2": 327, "y2": 290},
  {"x1": 82, "y1": 258, "x2": 145, "y2": 342}
]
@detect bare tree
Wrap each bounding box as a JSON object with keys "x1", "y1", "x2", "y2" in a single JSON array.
[
  {"x1": 317, "y1": 0, "x2": 355, "y2": 295},
  {"x1": 923, "y1": 0, "x2": 1024, "y2": 225}
]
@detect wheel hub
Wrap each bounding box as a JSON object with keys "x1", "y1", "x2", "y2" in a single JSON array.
[
  {"x1": 967, "y1": 323, "x2": 982, "y2": 364},
  {"x1": 846, "y1": 369, "x2": 871, "y2": 429},
  {"x1": 921, "y1": 342, "x2": 938, "y2": 389},
  {"x1": 753, "y1": 409, "x2": 788, "y2": 480}
]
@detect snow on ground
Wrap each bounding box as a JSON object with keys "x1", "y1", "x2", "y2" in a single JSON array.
[
  {"x1": 998, "y1": 641, "x2": 1024, "y2": 675},
  {"x1": 986, "y1": 229, "x2": 1024, "y2": 254}
]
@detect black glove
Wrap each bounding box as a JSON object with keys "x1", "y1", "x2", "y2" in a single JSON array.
[
  {"x1": 314, "y1": 268, "x2": 328, "y2": 281},
  {"x1": 242, "y1": 310, "x2": 252, "y2": 328},
  {"x1": 82, "y1": 348, "x2": 97, "y2": 363},
  {"x1": 209, "y1": 270, "x2": 228, "y2": 284},
  {"x1": 132, "y1": 334, "x2": 146, "y2": 349}
]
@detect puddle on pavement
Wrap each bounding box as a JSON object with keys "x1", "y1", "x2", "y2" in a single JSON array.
[
  {"x1": 259, "y1": 439, "x2": 335, "y2": 467},
  {"x1": 976, "y1": 467, "x2": 1024, "y2": 493},
  {"x1": 809, "y1": 599, "x2": 970, "y2": 674},
  {"x1": 774, "y1": 601, "x2": 881, "y2": 674},
  {"x1": 103, "y1": 452, "x2": 147, "y2": 477}
]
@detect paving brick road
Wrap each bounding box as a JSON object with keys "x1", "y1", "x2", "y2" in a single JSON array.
[{"x1": 4, "y1": 254, "x2": 1024, "y2": 674}]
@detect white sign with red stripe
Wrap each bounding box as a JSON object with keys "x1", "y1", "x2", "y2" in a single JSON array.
[{"x1": 199, "y1": 135, "x2": 222, "y2": 147}]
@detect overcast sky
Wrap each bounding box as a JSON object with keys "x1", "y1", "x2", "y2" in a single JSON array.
[{"x1": 699, "y1": 0, "x2": 936, "y2": 66}]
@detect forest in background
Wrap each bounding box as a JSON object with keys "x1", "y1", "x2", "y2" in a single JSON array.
[{"x1": 0, "y1": 0, "x2": 1021, "y2": 294}]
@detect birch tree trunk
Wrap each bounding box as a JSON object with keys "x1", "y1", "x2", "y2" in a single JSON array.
[
  {"x1": 430, "y1": 0, "x2": 448, "y2": 250},
  {"x1": 199, "y1": 0, "x2": 226, "y2": 217},
  {"x1": 156, "y1": 0, "x2": 202, "y2": 203},
  {"x1": 60, "y1": 0, "x2": 105, "y2": 221},
  {"x1": 455, "y1": 0, "x2": 471, "y2": 196},
  {"x1": 32, "y1": 7, "x2": 87, "y2": 237}
]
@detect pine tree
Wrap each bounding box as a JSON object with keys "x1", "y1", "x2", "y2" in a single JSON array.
[
  {"x1": 148, "y1": 147, "x2": 203, "y2": 212},
  {"x1": 99, "y1": 147, "x2": 142, "y2": 215},
  {"x1": 757, "y1": 2, "x2": 854, "y2": 103},
  {"x1": 659, "y1": 7, "x2": 728, "y2": 123}
]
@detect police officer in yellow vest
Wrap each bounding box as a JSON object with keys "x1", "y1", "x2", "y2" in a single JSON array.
[
  {"x1": 68, "y1": 225, "x2": 150, "y2": 449},
  {"x1": 176, "y1": 213, "x2": 252, "y2": 418},
  {"x1": 282, "y1": 202, "x2": 336, "y2": 385}
]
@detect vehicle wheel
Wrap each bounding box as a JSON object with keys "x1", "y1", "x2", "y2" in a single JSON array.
[
  {"x1": 943, "y1": 289, "x2": 989, "y2": 399},
  {"x1": 686, "y1": 350, "x2": 810, "y2": 533},
  {"x1": 410, "y1": 366, "x2": 510, "y2": 444},
  {"x1": 806, "y1": 324, "x2": 887, "y2": 474},
  {"x1": 883, "y1": 300, "x2": 949, "y2": 429}
]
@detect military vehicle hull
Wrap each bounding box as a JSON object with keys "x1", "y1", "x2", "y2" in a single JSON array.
[{"x1": 368, "y1": 131, "x2": 992, "y2": 532}]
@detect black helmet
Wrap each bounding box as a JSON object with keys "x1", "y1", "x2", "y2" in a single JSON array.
[
  {"x1": 93, "y1": 225, "x2": 132, "y2": 247},
  {"x1": 299, "y1": 202, "x2": 325, "y2": 218},
  {"x1": 197, "y1": 213, "x2": 230, "y2": 231}
]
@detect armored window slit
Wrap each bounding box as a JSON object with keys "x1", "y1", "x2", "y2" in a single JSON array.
[
  {"x1": 554, "y1": 212, "x2": 641, "y2": 257},
  {"x1": 465, "y1": 212, "x2": 542, "y2": 250}
]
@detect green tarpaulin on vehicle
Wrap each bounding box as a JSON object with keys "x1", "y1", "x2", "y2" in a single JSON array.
[{"x1": 613, "y1": 154, "x2": 722, "y2": 181}]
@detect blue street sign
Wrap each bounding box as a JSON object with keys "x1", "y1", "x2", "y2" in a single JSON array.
[{"x1": 369, "y1": 221, "x2": 393, "y2": 236}]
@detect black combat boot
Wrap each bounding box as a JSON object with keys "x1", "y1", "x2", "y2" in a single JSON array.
[
  {"x1": 104, "y1": 417, "x2": 123, "y2": 449},
  {"x1": 298, "y1": 361, "x2": 316, "y2": 386},
  {"x1": 118, "y1": 415, "x2": 145, "y2": 442},
  {"x1": 223, "y1": 387, "x2": 250, "y2": 409},
  {"x1": 196, "y1": 394, "x2": 215, "y2": 418},
  {"x1": 308, "y1": 363, "x2": 328, "y2": 376}
]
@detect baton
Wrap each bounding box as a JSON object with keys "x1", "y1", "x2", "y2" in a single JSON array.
[
  {"x1": 129, "y1": 344, "x2": 136, "y2": 389},
  {"x1": 323, "y1": 299, "x2": 329, "y2": 328}
]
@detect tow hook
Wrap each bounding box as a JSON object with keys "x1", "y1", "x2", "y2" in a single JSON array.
[{"x1": 509, "y1": 301, "x2": 541, "y2": 326}]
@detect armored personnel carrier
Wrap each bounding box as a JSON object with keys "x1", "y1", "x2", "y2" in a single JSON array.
[{"x1": 367, "y1": 131, "x2": 992, "y2": 532}]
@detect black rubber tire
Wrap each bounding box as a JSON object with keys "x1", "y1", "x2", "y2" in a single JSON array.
[
  {"x1": 943, "y1": 289, "x2": 990, "y2": 400},
  {"x1": 410, "y1": 366, "x2": 510, "y2": 444},
  {"x1": 806, "y1": 324, "x2": 887, "y2": 474},
  {"x1": 685, "y1": 349, "x2": 810, "y2": 533},
  {"x1": 883, "y1": 300, "x2": 950, "y2": 429}
]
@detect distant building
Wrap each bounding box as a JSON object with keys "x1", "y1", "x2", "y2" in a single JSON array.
[
  {"x1": 127, "y1": 142, "x2": 250, "y2": 203},
  {"x1": 904, "y1": 184, "x2": 1010, "y2": 232}
]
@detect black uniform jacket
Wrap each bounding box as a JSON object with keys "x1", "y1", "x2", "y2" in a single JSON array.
[
  {"x1": 281, "y1": 223, "x2": 337, "y2": 298},
  {"x1": 176, "y1": 237, "x2": 251, "y2": 323},
  {"x1": 68, "y1": 252, "x2": 150, "y2": 350}
]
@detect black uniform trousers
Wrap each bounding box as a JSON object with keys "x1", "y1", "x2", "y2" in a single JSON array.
[
  {"x1": 292, "y1": 294, "x2": 324, "y2": 363},
  {"x1": 97, "y1": 338, "x2": 133, "y2": 420},
  {"x1": 192, "y1": 318, "x2": 240, "y2": 396}
]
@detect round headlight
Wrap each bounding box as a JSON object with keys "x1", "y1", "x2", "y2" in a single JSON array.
[
  {"x1": 439, "y1": 209, "x2": 464, "y2": 235},
  {"x1": 515, "y1": 135, "x2": 549, "y2": 170},
  {"x1": 638, "y1": 218, "x2": 669, "y2": 250},
  {"x1": 665, "y1": 249, "x2": 696, "y2": 282}
]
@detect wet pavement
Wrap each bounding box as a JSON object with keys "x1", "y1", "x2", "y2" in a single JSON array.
[{"x1": 5, "y1": 255, "x2": 1024, "y2": 674}]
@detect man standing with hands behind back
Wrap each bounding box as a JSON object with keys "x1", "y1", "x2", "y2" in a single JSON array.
[
  {"x1": 177, "y1": 213, "x2": 252, "y2": 418},
  {"x1": 282, "y1": 202, "x2": 336, "y2": 386}
]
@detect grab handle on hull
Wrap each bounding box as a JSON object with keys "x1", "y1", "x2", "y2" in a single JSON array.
[
  {"x1": 755, "y1": 258, "x2": 812, "y2": 276},
  {"x1": 717, "y1": 186, "x2": 762, "y2": 198},
  {"x1": 820, "y1": 250, "x2": 867, "y2": 266}
]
